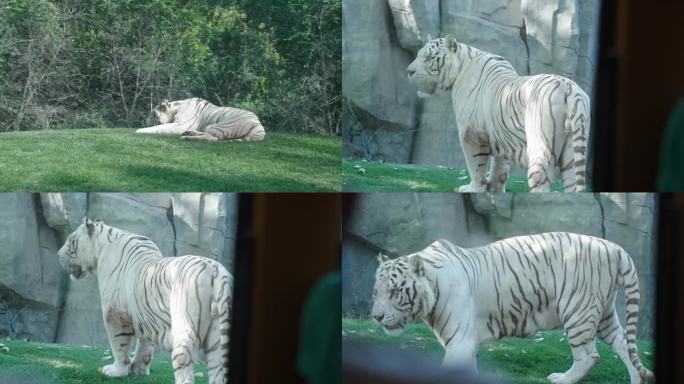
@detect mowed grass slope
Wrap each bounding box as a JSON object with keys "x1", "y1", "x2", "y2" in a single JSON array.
[
  {"x1": 0, "y1": 338, "x2": 207, "y2": 384},
  {"x1": 342, "y1": 319, "x2": 654, "y2": 384},
  {"x1": 0, "y1": 129, "x2": 341, "y2": 192},
  {"x1": 342, "y1": 160, "x2": 565, "y2": 192}
]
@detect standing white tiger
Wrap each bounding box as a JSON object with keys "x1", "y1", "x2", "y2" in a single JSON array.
[
  {"x1": 407, "y1": 36, "x2": 590, "y2": 192},
  {"x1": 372, "y1": 233, "x2": 654, "y2": 384},
  {"x1": 136, "y1": 98, "x2": 266, "y2": 142},
  {"x1": 57, "y1": 218, "x2": 233, "y2": 384}
]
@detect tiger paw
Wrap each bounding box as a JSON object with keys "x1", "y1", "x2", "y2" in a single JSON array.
[
  {"x1": 458, "y1": 184, "x2": 486, "y2": 193},
  {"x1": 547, "y1": 372, "x2": 575, "y2": 384},
  {"x1": 102, "y1": 363, "x2": 130, "y2": 378}
]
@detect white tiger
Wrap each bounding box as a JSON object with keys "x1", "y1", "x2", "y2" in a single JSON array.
[
  {"x1": 136, "y1": 98, "x2": 266, "y2": 142},
  {"x1": 407, "y1": 36, "x2": 590, "y2": 192},
  {"x1": 372, "y1": 232, "x2": 654, "y2": 384},
  {"x1": 57, "y1": 218, "x2": 233, "y2": 384}
]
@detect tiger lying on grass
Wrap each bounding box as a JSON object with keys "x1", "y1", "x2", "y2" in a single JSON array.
[
  {"x1": 58, "y1": 218, "x2": 233, "y2": 384},
  {"x1": 372, "y1": 232, "x2": 654, "y2": 384},
  {"x1": 136, "y1": 98, "x2": 266, "y2": 142}
]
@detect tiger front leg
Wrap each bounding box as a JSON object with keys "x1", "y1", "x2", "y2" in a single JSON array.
[
  {"x1": 130, "y1": 338, "x2": 155, "y2": 375},
  {"x1": 442, "y1": 338, "x2": 478, "y2": 372},
  {"x1": 457, "y1": 128, "x2": 490, "y2": 193},
  {"x1": 180, "y1": 130, "x2": 219, "y2": 141},
  {"x1": 102, "y1": 309, "x2": 134, "y2": 378},
  {"x1": 136, "y1": 123, "x2": 186, "y2": 135}
]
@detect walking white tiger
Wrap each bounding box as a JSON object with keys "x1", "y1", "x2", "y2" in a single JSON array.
[
  {"x1": 407, "y1": 36, "x2": 590, "y2": 192},
  {"x1": 372, "y1": 232, "x2": 654, "y2": 384},
  {"x1": 57, "y1": 218, "x2": 233, "y2": 384},
  {"x1": 136, "y1": 98, "x2": 266, "y2": 142}
]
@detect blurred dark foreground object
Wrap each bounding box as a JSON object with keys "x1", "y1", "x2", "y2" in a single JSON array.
[
  {"x1": 297, "y1": 272, "x2": 341, "y2": 384},
  {"x1": 342, "y1": 340, "x2": 507, "y2": 384},
  {"x1": 658, "y1": 99, "x2": 684, "y2": 191}
]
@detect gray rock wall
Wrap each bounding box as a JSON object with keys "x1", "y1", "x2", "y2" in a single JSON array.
[
  {"x1": 342, "y1": 0, "x2": 601, "y2": 169},
  {"x1": 342, "y1": 193, "x2": 657, "y2": 339},
  {"x1": 0, "y1": 193, "x2": 237, "y2": 346}
]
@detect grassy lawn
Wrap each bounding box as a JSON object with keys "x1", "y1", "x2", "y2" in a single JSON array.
[
  {"x1": 0, "y1": 338, "x2": 207, "y2": 383},
  {"x1": 0, "y1": 129, "x2": 341, "y2": 192},
  {"x1": 342, "y1": 318, "x2": 654, "y2": 384},
  {"x1": 342, "y1": 159, "x2": 565, "y2": 192}
]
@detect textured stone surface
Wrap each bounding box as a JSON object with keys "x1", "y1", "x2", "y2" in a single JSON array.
[
  {"x1": 0, "y1": 194, "x2": 62, "y2": 341},
  {"x1": 343, "y1": 0, "x2": 601, "y2": 169},
  {"x1": 172, "y1": 193, "x2": 238, "y2": 270},
  {"x1": 342, "y1": 0, "x2": 418, "y2": 162},
  {"x1": 0, "y1": 193, "x2": 237, "y2": 345},
  {"x1": 343, "y1": 193, "x2": 656, "y2": 338}
]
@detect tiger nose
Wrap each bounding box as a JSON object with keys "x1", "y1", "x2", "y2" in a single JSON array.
[
  {"x1": 407, "y1": 68, "x2": 416, "y2": 77},
  {"x1": 373, "y1": 314, "x2": 384, "y2": 323}
]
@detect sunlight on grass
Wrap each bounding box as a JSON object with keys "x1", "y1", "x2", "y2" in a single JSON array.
[
  {"x1": 0, "y1": 129, "x2": 341, "y2": 192},
  {"x1": 0, "y1": 338, "x2": 209, "y2": 383},
  {"x1": 342, "y1": 318, "x2": 653, "y2": 384},
  {"x1": 342, "y1": 160, "x2": 569, "y2": 192},
  {"x1": 34, "y1": 357, "x2": 82, "y2": 369}
]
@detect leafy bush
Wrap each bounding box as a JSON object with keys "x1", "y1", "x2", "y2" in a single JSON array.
[{"x1": 0, "y1": 0, "x2": 341, "y2": 134}]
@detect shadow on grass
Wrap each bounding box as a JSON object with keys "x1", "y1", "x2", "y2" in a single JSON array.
[{"x1": 121, "y1": 164, "x2": 327, "y2": 192}]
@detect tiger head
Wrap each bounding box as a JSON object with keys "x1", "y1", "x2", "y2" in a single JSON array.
[
  {"x1": 406, "y1": 35, "x2": 459, "y2": 98},
  {"x1": 151, "y1": 99, "x2": 177, "y2": 124},
  {"x1": 57, "y1": 217, "x2": 102, "y2": 280},
  {"x1": 371, "y1": 253, "x2": 436, "y2": 335}
]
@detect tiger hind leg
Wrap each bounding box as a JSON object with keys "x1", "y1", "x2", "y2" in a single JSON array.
[
  {"x1": 526, "y1": 148, "x2": 554, "y2": 192},
  {"x1": 131, "y1": 338, "x2": 155, "y2": 375},
  {"x1": 171, "y1": 329, "x2": 198, "y2": 384},
  {"x1": 547, "y1": 340, "x2": 599, "y2": 384},
  {"x1": 597, "y1": 310, "x2": 653, "y2": 384},
  {"x1": 205, "y1": 123, "x2": 266, "y2": 142},
  {"x1": 487, "y1": 157, "x2": 511, "y2": 192},
  {"x1": 549, "y1": 303, "x2": 601, "y2": 384}
]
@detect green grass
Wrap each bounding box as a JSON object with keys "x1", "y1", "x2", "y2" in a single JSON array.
[
  {"x1": 342, "y1": 159, "x2": 564, "y2": 192},
  {"x1": 0, "y1": 338, "x2": 207, "y2": 383},
  {"x1": 342, "y1": 318, "x2": 654, "y2": 384},
  {"x1": 0, "y1": 129, "x2": 341, "y2": 191}
]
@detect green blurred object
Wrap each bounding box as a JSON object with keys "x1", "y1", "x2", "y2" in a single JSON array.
[
  {"x1": 658, "y1": 99, "x2": 684, "y2": 191},
  {"x1": 297, "y1": 272, "x2": 341, "y2": 384}
]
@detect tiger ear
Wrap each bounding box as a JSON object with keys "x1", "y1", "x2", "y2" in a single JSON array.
[
  {"x1": 444, "y1": 35, "x2": 458, "y2": 52},
  {"x1": 427, "y1": 33, "x2": 434, "y2": 41},
  {"x1": 377, "y1": 252, "x2": 390, "y2": 264},
  {"x1": 409, "y1": 255, "x2": 425, "y2": 277},
  {"x1": 83, "y1": 216, "x2": 95, "y2": 236}
]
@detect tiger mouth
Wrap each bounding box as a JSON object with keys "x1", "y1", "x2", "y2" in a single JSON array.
[
  {"x1": 68, "y1": 264, "x2": 84, "y2": 279},
  {"x1": 382, "y1": 322, "x2": 405, "y2": 331}
]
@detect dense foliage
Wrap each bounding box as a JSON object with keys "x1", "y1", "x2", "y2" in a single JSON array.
[{"x1": 0, "y1": 0, "x2": 341, "y2": 134}]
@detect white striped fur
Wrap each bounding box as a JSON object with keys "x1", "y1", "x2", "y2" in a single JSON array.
[
  {"x1": 136, "y1": 98, "x2": 266, "y2": 142},
  {"x1": 372, "y1": 233, "x2": 654, "y2": 384},
  {"x1": 58, "y1": 218, "x2": 233, "y2": 384},
  {"x1": 407, "y1": 36, "x2": 590, "y2": 192}
]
